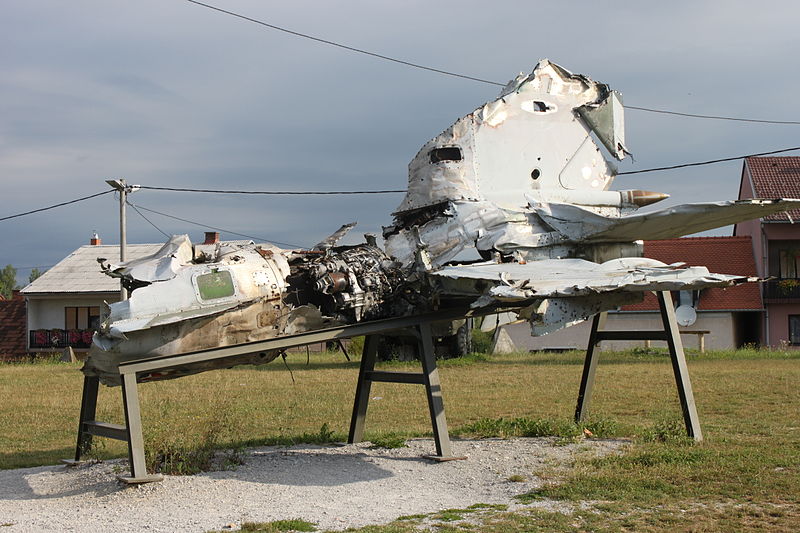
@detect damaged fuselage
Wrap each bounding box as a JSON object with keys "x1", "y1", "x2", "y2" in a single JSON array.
[
  {"x1": 88, "y1": 234, "x2": 409, "y2": 384},
  {"x1": 84, "y1": 59, "x2": 800, "y2": 385}
]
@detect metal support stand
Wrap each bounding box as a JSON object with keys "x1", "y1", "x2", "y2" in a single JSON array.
[
  {"x1": 66, "y1": 311, "x2": 473, "y2": 482},
  {"x1": 62, "y1": 375, "x2": 100, "y2": 466},
  {"x1": 118, "y1": 373, "x2": 163, "y2": 483},
  {"x1": 348, "y1": 322, "x2": 464, "y2": 461},
  {"x1": 574, "y1": 291, "x2": 702, "y2": 441},
  {"x1": 64, "y1": 374, "x2": 162, "y2": 483}
]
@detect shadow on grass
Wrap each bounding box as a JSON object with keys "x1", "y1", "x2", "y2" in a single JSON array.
[{"x1": 0, "y1": 446, "x2": 86, "y2": 470}]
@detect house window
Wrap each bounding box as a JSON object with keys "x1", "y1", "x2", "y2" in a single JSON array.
[
  {"x1": 789, "y1": 315, "x2": 800, "y2": 345},
  {"x1": 65, "y1": 306, "x2": 100, "y2": 331},
  {"x1": 779, "y1": 250, "x2": 800, "y2": 278}
]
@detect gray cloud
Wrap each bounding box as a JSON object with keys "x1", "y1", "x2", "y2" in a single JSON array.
[{"x1": 3, "y1": 0, "x2": 800, "y2": 285}]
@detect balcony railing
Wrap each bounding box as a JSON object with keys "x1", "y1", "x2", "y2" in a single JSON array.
[
  {"x1": 29, "y1": 329, "x2": 95, "y2": 350},
  {"x1": 763, "y1": 279, "x2": 800, "y2": 300}
]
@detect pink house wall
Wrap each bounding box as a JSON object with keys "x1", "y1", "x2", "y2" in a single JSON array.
[
  {"x1": 766, "y1": 303, "x2": 798, "y2": 348},
  {"x1": 736, "y1": 161, "x2": 800, "y2": 347},
  {"x1": 735, "y1": 166, "x2": 767, "y2": 276}
]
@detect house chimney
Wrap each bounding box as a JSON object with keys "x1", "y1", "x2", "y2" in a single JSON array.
[
  {"x1": 204, "y1": 231, "x2": 220, "y2": 244},
  {"x1": 90, "y1": 231, "x2": 101, "y2": 246}
]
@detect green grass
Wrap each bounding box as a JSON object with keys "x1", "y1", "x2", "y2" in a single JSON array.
[
  {"x1": 2, "y1": 348, "x2": 799, "y2": 531},
  {"x1": 209, "y1": 519, "x2": 317, "y2": 532}
]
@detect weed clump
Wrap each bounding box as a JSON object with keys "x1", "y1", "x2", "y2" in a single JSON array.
[
  {"x1": 640, "y1": 417, "x2": 693, "y2": 445},
  {"x1": 368, "y1": 432, "x2": 408, "y2": 449},
  {"x1": 238, "y1": 519, "x2": 316, "y2": 532},
  {"x1": 144, "y1": 407, "x2": 236, "y2": 475}
]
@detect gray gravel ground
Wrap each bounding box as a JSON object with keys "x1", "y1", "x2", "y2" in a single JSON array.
[{"x1": 0, "y1": 437, "x2": 625, "y2": 532}]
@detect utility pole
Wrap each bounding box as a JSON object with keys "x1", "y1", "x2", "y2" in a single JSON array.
[{"x1": 105, "y1": 179, "x2": 139, "y2": 301}]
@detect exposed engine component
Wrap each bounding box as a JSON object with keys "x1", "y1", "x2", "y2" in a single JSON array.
[{"x1": 287, "y1": 245, "x2": 404, "y2": 322}]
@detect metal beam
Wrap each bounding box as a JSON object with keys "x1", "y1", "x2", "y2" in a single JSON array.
[
  {"x1": 418, "y1": 322, "x2": 457, "y2": 459},
  {"x1": 348, "y1": 335, "x2": 379, "y2": 444},
  {"x1": 120, "y1": 308, "x2": 472, "y2": 376},
  {"x1": 575, "y1": 312, "x2": 606, "y2": 422},
  {"x1": 118, "y1": 373, "x2": 163, "y2": 484},
  {"x1": 365, "y1": 370, "x2": 426, "y2": 384},
  {"x1": 596, "y1": 331, "x2": 669, "y2": 341},
  {"x1": 75, "y1": 375, "x2": 99, "y2": 459},
  {"x1": 657, "y1": 291, "x2": 703, "y2": 441},
  {"x1": 82, "y1": 421, "x2": 128, "y2": 441}
]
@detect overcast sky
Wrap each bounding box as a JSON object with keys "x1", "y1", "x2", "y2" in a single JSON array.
[{"x1": 2, "y1": 0, "x2": 799, "y2": 286}]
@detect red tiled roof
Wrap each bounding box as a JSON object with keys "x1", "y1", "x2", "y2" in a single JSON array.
[
  {"x1": 745, "y1": 156, "x2": 800, "y2": 221},
  {"x1": 0, "y1": 290, "x2": 27, "y2": 361},
  {"x1": 622, "y1": 236, "x2": 761, "y2": 312}
]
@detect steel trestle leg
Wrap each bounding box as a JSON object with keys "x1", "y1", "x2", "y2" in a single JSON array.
[
  {"x1": 417, "y1": 322, "x2": 455, "y2": 458},
  {"x1": 348, "y1": 335, "x2": 379, "y2": 443},
  {"x1": 575, "y1": 312, "x2": 607, "y2": 422},
  {"x1": 657, "y1": 291, "x2": 703, "y2": 441},
  {"x1": 118, "y1": 373, "x2": 162, "y2": 483},
  {"x1": 63, "y1": 375, "x2": 100, "y2": 466}
]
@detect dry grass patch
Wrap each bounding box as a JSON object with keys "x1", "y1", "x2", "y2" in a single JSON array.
[{"x1": 2, "y1": 349, "x2": 799, "y2": 531}]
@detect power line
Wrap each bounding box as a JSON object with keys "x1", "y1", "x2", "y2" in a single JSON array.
[
  {"x1": 0, "y1": 190, "x2": 113, "y2": 222},
  {"x1": 617, "y1": 146, "x2": 800, "y2": 176},
  {"x1": 127, "y1": 201, "x2": 171, "y2": 238},
  {"x1": 138, "y1": 185, "x2": 406, "y2": 195},
  {"x1": 626, "y1": 105, "x2": 800, "y2": 125},
  {"x1": 183, "y1": 1, "x2": 800, "y2": 126},
  {"x1": 127, "y1": 201, "x2": 305, "y2": 249},
  {"x1": 184, "y1": 0, "x2": 502, "y2": 87}
]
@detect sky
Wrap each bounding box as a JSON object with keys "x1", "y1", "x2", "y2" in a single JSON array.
[{"x1": 2, "y1": 0, "x2": 800, "y2": 287}]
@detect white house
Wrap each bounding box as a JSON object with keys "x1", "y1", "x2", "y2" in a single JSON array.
[{"x1": 20, "y1": 234, "x2": 163, "y2": 355}]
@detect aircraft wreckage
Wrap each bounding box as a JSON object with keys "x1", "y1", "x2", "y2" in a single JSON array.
[
  {"x1": 84, "y1": 59, "x2": 799, "y2": 386},
  {"x1": 70, "y1": 59, "x2": 800, "y2": 482}
]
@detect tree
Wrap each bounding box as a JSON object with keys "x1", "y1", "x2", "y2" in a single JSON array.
[
  {"x1": 29, "y1": 267, "x2": 45, "y2": 284},
  {"x1": 0, "y1": 264, "x2": 18, "y2": 299}
]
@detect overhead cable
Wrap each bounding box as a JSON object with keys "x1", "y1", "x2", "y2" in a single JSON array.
[
  {"x1": 127, "y1": 202, "x2": 305, "y2": 249},
  {"x1": 127, "y1": 201, "x2": 171, "y2": 238},
  {"x1": 626, "y1": 106, "x2": 800, "y2": 125},
  {"x1": 618, "y1": 146, "x2": 800, "y2": 176},
  {"x1": 184, "y1": 1, "x2": 800, "y2": 126},
  {"x1": 184, "y1": 0, "x2": 502, "y2": 87},
  {"x1": 138, "y1": 185, "x2": 406, "y2": 195},
  {"x1": 0, "y1": 190, "x2": 113, "y2": 222}
]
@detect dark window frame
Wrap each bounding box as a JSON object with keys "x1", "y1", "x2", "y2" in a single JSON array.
[
  {"x1": 64, "y1": 306, "x2": 100, "y2": 330},
  {"x1": 789, "y1": 315, "x2": 800, "y2": 345}
]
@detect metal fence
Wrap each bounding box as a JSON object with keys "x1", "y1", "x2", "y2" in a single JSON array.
[{"x1": 763, "y1": 279, "x2": 800, "y2": 300}]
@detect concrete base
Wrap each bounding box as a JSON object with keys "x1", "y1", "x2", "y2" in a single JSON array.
[
  {"x1": 61, "y1": 459, "x2": 92, "y2": 467},
  {"x1": 422, "y1": 455, "x2": 468, "y2": 462},
  {"x1": 117, "y1": 474, "x2": 164, "y2": 484}
]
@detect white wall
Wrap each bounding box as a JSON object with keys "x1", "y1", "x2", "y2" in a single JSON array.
[
  {"x1": 25, "y1": 293, "x2": 117, "y2": 350},
  {"x1": 502, "y1": 311, "x2": 738, "y2": 352}
]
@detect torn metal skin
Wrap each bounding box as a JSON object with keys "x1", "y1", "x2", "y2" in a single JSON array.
[
  {"x1": 87, "y1": 235, "x2": 407, "y2": 385},
  {"x1": 85, "y1": 59, "x2": 800, "y2": 385}
]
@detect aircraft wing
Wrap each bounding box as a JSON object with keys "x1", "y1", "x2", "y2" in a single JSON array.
[
  {"x1": 431, "y1": 257, "x2": 749, "y2": 335},
  {"x1": 533, "y1": 199, "x2": 800, "y2": 243}
]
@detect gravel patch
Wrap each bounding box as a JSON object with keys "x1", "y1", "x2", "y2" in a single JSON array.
[{"x1": 0, "y1": 437, "x2": 625, "y2": 532}]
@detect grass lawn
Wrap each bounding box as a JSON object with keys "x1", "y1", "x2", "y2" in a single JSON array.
[{"x1": 1, "y1": 348, "x2": 799, "y2": 531}]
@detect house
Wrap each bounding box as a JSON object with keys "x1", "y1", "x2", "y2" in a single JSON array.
[
  {"x1": 734, "y1": 156, "x2": 800, "y2": 347},
  {"x1": 20, "y1": 234, "x2": 163, "y2": 357},
  {"x1": 18, "y1": 232, "x2": 255, "y2": 358},
  {"x1": 497, "y1": 236, "x2": 762, "y2": 352},
  {"x1": 0, "y1": 290, "x2": 27, "y2": 361}
]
